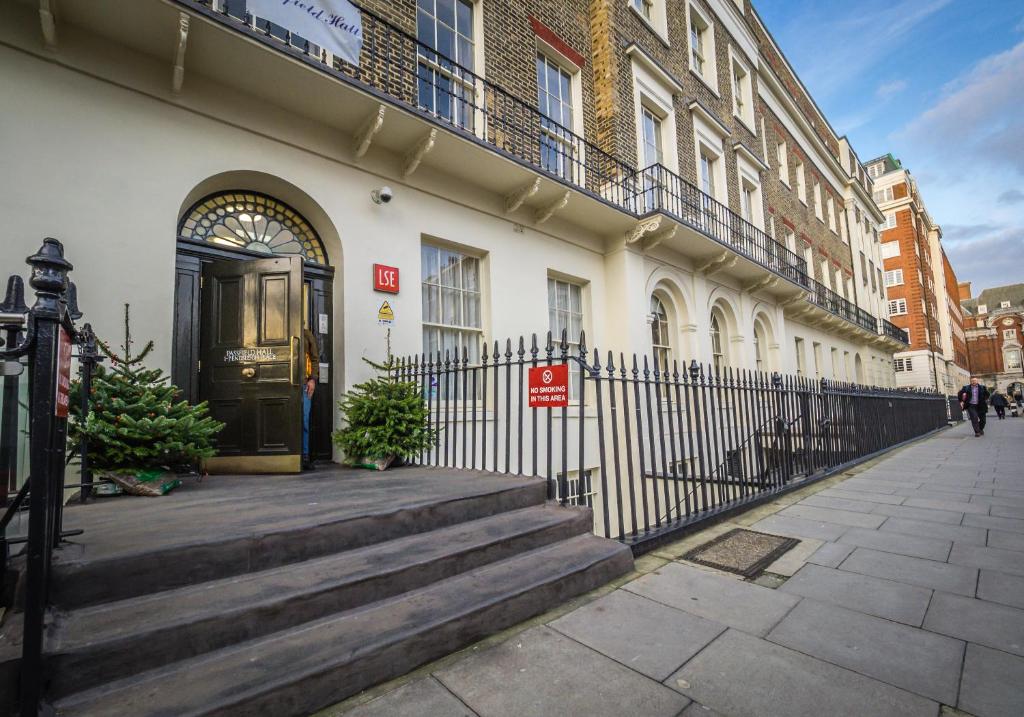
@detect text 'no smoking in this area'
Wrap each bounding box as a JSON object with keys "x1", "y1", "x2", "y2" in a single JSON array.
[{"x1": 528, "y1": 364, "x2": 569, "y2": 408}]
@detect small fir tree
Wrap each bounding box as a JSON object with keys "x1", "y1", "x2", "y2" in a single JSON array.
[
  {"x1": 333, "y1": 355, "x2": 434, "y2": 467},
  {"x1": 69, "y1": 304, "x2": 223, "y2": 472}
]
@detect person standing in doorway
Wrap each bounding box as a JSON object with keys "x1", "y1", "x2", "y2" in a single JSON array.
[
  {"x1": 958, "y1": 377, "x2": 990, "y2": 437},
  {"x1": 991, "y1": 390, "x2": 1009, "y2": 420},
  {"x1": 303, "y1": 326, "x2": 320, "y2": 470}
]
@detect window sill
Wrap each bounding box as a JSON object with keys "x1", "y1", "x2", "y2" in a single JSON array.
[
  {"x1": 733, "y1": 112, "x2": 757, "y2": 136},
  {"x1": 689, "y1": 68, "x2": 720, "y2": 99}
]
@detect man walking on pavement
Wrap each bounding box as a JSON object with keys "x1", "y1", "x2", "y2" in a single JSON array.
[{"x1": 958, "y1": 377, "x2": 990, "y2": 437}]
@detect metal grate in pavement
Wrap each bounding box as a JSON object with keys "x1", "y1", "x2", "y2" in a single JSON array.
[{"x1": 682, "y1": 528, "x2": 800, "y2": 578}]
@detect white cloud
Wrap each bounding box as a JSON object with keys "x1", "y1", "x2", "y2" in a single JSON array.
[
  {"x1": 998, "y1": 189, "x2": 1024, "y2": 204},
  {"x1": 876, "y1": 79, "x2": 908, "y2": 98},
  {"x1": 900, "y1": 41, "x2": 1024, "y2": 174}
]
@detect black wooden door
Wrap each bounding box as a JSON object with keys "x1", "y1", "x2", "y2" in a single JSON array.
[{"x1": 199, "y1": 255, "x2": 303, "y2": 473}]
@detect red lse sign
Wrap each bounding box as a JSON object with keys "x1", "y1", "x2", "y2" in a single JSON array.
[
  {"x1": 528, "y1": 364, "x2": 569, "y2": 408},
  {"x1": 55, "y1": 326, "x2": 72, "y2": 418},
  {"x1": 373, "y1": 264, "x2": 399, "y2": 293}
]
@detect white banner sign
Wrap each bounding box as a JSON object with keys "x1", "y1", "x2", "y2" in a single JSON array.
[{"x1": 248, "y1": 0, "x2": 363, "y2": 67}]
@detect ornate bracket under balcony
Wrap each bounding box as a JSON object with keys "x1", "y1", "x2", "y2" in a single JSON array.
[
  {"x1": 625, "y1": 214, "x2": 677, "y2": 252},
  {"x1": 504, "y1": 178, "x2": 540, "y2": 214},
  {"x1": 697, "y1": 250, "x2": 738, "y2": 277},
  {"x1": 353, "y1": 105, "x2": 386, "y2": 161},
  {"x1": 743, "y1": 276, "x2": 781, "y2": 294},
  {"x1": 172, "y1": 13, "x2": 190, "y2": 95},
  {"x1": 401, "y1": 129, "x2": 437, "y2": 179},
  {"x1": 535, "y1": 191, "x2": 569, "y2": 225},
  {"x1": 39, "y1": 0, "x2": 57, "y2": 49}
]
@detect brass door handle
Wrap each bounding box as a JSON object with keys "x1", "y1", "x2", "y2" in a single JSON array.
[{"x1": 242, "y1": 367, "x2": 256, "y2": 378}]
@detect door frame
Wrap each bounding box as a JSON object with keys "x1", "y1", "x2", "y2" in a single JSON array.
[{"x1": 172, "y1": 237, "x2": 336, "y2": 461}]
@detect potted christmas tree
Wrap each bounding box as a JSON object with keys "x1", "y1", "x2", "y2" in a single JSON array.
[
  {"x1": 69, "y1": 305, "x2": 223, "y2": 495},
  {"x1": 333, "y1": 355, "x2": 434, "y2": 470}
]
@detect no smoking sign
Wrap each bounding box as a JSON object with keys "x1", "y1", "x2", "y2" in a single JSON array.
[{"x1": 528, "y1": 363, "x2": 569, "y2": 408}]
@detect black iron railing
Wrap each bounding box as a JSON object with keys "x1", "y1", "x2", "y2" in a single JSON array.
[
  {"x1": 880, "y1": 318, "x2": 910, "y2": 344},
  {"x1": 1, "y1": 240, "x2": 97, "y2": 717},
  {"x1": 395, "y1": 332, "x2": 949, "y2": 551},
  {"x1": 632, "y1": 164, "x2": 808, "y2": 285},
  {"x1": 804, "y1": 276, "x2": 878, "y2": 333}
]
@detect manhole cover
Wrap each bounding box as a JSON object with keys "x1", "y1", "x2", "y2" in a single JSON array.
[{"x1": 682, "y1": 528, "x2": 799, "y2": 578}]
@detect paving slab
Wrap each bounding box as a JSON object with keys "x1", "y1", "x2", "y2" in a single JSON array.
[
  {"x1": 873, "y1": 503, "x2": 966, "y2": 525},
  {"x1": 837, "y1": 527, "x2": 952, "y2": 561},
  {"x1": 923, "y1": 592, "x2": 1024, "y2": 656},
  {"x1": 988, "y1": 529, "x2": 1024, "y2": 552},
  {"x1": 800, "y1": 495, "x2": 884, "y2": 514},
  {"x1": 818, "y1": 488, "x2": 906, "y2": 505},
  {"x1": 806, "y1": 541, "x2": 855, "y2": 568},
  {"x1": 665, "y1": 629, "x2": 937, "y2": 717},
  {"x1": 748, "y1": 514, "x2": 849, "y2": 542},
  {"x1": 549, "y1": 590, "x2": 725, "y2": 681},
  {"x1": 622, "y1": 562, "x2": 798, "y2": 637},
  {"x1": 963, "y1": 513, "x2": 1024, "y2": 534},
  {"x1": 779, "y1": 564, "x2": 932, "y2": 626},
  {"x1": 971, "y1": 493, "x2": 1024, "y2": 508},
  {"x1": 990, "y1": 504, "x2": 1024, "y2": 520},
  {"x1": 766, "y1": 598, "x2": 964, "y2": 704},
  {"x1": 903, "y1": 497, "x2": 991, "y2": 515},
  {"x1": 680, "y1": 703, "x2": 725, "y2": 717},
  {"x1": 976, "y1": 570, "x2": 1024, "y2": 610},
  {"x1": 434, "y1": 626, "x2": 689, "y2": 717},
  {"x1": 878, "y1": 517, "x2": 988, "y2": 546},
  {"x1": 948, "y1": 543, "x2": 1024, "y2": 577},
  {"x1": 840, "y1": 547, "x2": 978, "y2": 596},
  {"x1": 763, "y1": 537, "x2": 822, "y2": 577},
  {"x1": 958, "y1": 643, "x2": 1024, "y2": 717},
  {"x1": 777, "y1": 504, "x2": 886, "y2": 529},
  {"x1": 899, "y1": 489, "x2": 974, "y2": 503},
  {"x1": 342, "y1": 677, "x2": 476, "y2": 717}
]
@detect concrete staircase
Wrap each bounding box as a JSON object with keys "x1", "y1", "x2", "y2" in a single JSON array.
[{"x1": 38, "y1": 472, "x2": 632, "y2": 716}]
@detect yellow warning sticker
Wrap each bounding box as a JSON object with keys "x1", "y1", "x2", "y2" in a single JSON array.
[{"x1": 378, "y1": 300, "x2": 395, "y2": 324}]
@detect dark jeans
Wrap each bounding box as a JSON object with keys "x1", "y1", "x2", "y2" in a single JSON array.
[
  {"x1": 967, "y1": 405, "x2": 987, "y2": 434},
  {"x1": 995, "y1": 406, "x2": 1006, "y2": 419}
]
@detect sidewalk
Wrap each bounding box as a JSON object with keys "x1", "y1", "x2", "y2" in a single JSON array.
[{"x1": 324, "y1": 417, "x2": 1024, "y2": 717}]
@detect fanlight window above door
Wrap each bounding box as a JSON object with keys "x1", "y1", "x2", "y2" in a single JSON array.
[{"x1": 179, "y1": 191, "x2": 326, "y2": 265}]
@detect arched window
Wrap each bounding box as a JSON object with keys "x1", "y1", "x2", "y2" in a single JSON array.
[
  {"x1": 179, "y1": 191, "x2": 327, "y2": 264},
  {"x1": 651, "y1": 295, "x2": 672, "y2": 370},
  {"x1": 710, "y1": 309, "x2": 725, "y2": 371},
  {"x1": 753, "y1": 319, "x2": 765, "y2": 372}
]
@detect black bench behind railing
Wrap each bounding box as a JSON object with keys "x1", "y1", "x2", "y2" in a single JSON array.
[
  {"x1": 394, "y1": 332, "x2": 949, "y2": 551},
  {"x1": 1, "y1": 240, "x2": 98, "y2": 717}
]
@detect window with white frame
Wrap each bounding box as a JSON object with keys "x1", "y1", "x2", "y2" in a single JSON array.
[
  {"x1": 753, "y1": 319, "x2": 766, "y2": 372},
  {"x1": 888, "y1": 298, "x2": 907, "y2": 315},
  {"x1": 1001, "y1": 301, "x2": 1012, "y2": 309},
  {"x1": 795, "y1": 160, "x2": 806, "y2": 203},
  {"x1": 881, "y1": 241, "x2": 900, "y2": 259},
  {"x1": 730, "y1": 54, "x2": 754, "y2": 128},
  {"x1": 894, "y1": 357, "x2": 913, "y2": 372},
  {"x1": 873, "y1": 186, "x2": 894, "y2": 203},
  {"x1": 869, "y1": 260, "x2": 876, "y2": 291},
  {"x1": 736, "y1": 152, "x2": 763, "y2": 229},
  {"x1": 978, "y1": 304, "x2": 988, "y2": 314},
  {"x1": 556, "y1": 469, "x2": 593, "y2": 507},
  {"x1": 687, "y1": 5, "x2": 716, "y2": 90},
  {"x1": 813, "y1": 342, "x2": 823, "y2": 380},
  {"x1": 422, "y1": 244, "x2": 482, "y2": 361},
  {"x1": 794, "y1": 337, "x2": 805, "y2": 376},
  {"x1": 813, "y1": 182, "x2": 823, "y2": 220},
  {"x1": 785, "y1": 228, "x2": 796, "y2": 254},
  {"x1": 884, "y1": 269, "x2": 904, "y2": 287},
  {"x1": 699, "y1": 149, "x2": 718, "y2": 200},
  {"x1": 537, "y1": 53, "x2": 576, "y2": 181},
  {"x1": 880, "y1": 212, "x2": 897, "y2": 230},
  {"x1": 650, "y1": 295, "x2": 672, "y2": 369},
  {"x1": 710, "y1": 309, "x2": 726, "y2": 372},
  {"x1": 417, "y1": 0, "x2": 476, "y2": 130},
  {"x1": 1004, "y1": 328, "x2": 1017, "y2": 340},
  {"x1": 1007, "y1": 350, "x2": 1023, "y2": 370},
  {"x1": 827, "y1": 195, "x2": 837, "y2": 232},
  {"x1": 868, "y1": 162, "x2": 884, "y2": 179},
  {"x1": 777, "y1": 141, "x2": 789, "y2": 184},
  {"x1": 548, "y1": 277, "x2": 584, "y2": 398},
  {"x1": 632, "y1": 0, "x2": 653, "y2": 21}
]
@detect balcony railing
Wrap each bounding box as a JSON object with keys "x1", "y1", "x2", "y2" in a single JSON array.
[
  {"x1": 181, "y1": 0, "x2": 889, "y2": 336},
  {"x1": 880, "y1": 318, "x2": 910, "y2": 344},
  {"x1": 632, "y1": 164, "x2": 807, "y2": 286}
]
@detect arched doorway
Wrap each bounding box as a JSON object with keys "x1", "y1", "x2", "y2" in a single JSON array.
[
  {"x1": 173, "y1": 189, "x2": 337, "y2": 469},
  {"x1": 854, "y1": 353, "x2": 865, "y2": 384}
]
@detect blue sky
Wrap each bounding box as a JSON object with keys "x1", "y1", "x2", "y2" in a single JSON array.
[{"x1": 755, "y1": 0, "x2": 1024, "y2": 297}]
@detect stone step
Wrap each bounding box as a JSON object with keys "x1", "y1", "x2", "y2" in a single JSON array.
[
  {"x1": 52, "y1": 534, "x2": 633, "y2": 717},
  {"x1": 50, "y1": 477, "x2": 547, "y2": 608},
  {"x1": 44, "y1": 504, "x2": 591, "y2": 697}
]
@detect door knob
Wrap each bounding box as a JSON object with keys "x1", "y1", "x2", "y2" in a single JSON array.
[{"x1": 242, "y1": 367, "x2": 256, "y2": 378}]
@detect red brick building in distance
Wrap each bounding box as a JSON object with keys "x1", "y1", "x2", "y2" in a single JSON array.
[{"x1": 959, "y1": 283, "x2": 1024, "y2": 397}]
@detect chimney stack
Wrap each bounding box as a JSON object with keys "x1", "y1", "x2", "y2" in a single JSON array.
[{"x1": 958, "y1": 281, "x2": 972, "y2": 301}]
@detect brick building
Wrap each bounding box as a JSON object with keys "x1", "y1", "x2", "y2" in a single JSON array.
[
  {"x1": 960, "y1": 283, "x2": 1024, "y2": 397},
  {"x1": 869, "y1": 154, "x2": 968, "y2": 392}
]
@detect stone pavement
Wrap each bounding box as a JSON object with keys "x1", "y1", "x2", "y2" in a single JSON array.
[{"x1": 322, "y1": 417, "x2": 1024, "y2": 717}]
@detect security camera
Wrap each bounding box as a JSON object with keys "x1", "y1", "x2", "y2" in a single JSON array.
[{"x1": 371, "y1": 186, "x2": 393, "y2": 204}]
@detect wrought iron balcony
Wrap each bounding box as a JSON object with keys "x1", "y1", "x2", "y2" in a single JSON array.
[
  {"x1": 179, "y1": 0, "x2": 889, "y2": 337},
  {"x1": 631, "y1": 164, "x2": 808, "y2": 286},
  {"x1": 880, "y1": 318, "x2": 910, "y2": 345}
]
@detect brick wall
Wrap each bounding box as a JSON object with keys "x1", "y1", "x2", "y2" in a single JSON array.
[{"x1": 882, "y1": 208, "x2": 939, "y2": 351}]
